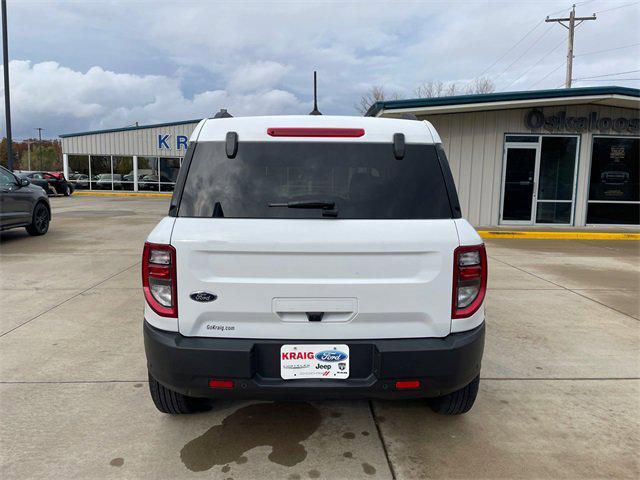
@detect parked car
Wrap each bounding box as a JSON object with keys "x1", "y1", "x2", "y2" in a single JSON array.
[
  {"x1": 14, "y1": 171, "x2": 74, "y2": 196},
  {"x1": 93, "y1": 173, "x2": 123, "y2": 189},
  {"x1": 0, "y1": 165, "x2": 51, "y2": 235},
  {"x1": 139, "y1": 173, "x2": 175, "y2": 191},
  {"x1": 143, "y1": 115, "x2": 487, "y2": 415},
  {"x1": 69, "y1": 173, "x2": 89, "y2": 189}
]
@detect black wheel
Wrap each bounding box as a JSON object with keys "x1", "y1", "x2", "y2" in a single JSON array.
[
  {"x1": 26, "y1": 202, "x2": 50, "y2": 236},
  {"x1": 429, "y1": 375, "x2": 480, "y2": 415},
  {"x1": 63, "y1": 185, "x2": 71, "y2": 196},
  {"x1": 148, "y1": 372, "x2": 208, "y2": 414}
]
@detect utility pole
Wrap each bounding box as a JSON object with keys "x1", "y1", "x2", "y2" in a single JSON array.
[
  {"x1": 2, "y1": 0, "x2": 13, "y2": 170},
  {"x1": 546, "y1": 4, "x2": 596, "y2": 88},
  {"x1": 35, "y1": 127, "x2": 43, "y2": 170},
  {"x1": 27, "y1": 139, "x2": 31, "y2": 170}
]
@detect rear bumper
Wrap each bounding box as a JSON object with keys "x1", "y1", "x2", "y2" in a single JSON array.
[{"x1": 143, "y1": 321, "x2": 485, "y2": 400}]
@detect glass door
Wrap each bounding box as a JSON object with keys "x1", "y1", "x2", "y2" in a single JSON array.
[
  {"x1": 501, "y1": 135, "x2": 579, "y2": 225},
  {"x1": 501, "y1": 145, "x2": 539, "y2": 224},
  {"x1": 535, "y1": 137, "x2": 578, "y2": 224}
]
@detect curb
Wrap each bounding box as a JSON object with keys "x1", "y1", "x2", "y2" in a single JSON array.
[
  {"x1": 478, "y1": 230, "x2": 640, "y2": 241},
  {"x1": 73, "y1": 191, "x2": 172, "y2": 198}
]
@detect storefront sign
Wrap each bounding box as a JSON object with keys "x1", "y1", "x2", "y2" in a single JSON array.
[
  {"x1": 158, "y1": 134, "x2": 189, "y2": 150},
  {"x1": 525, "y1": 109, "x2": 640, "y2": 134}
]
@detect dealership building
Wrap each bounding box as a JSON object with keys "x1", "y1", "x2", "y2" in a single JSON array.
[{"x1": 60, "y1": 86, "x2": 639, "y2": 226}]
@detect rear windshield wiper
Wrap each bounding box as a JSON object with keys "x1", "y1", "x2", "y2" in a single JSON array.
[
  {"x1": 269, "y1": 201, "x2": 335, "y2": 210},
  {"x1": 268, "y1": 200, "x2": 338, "y2": 217}
]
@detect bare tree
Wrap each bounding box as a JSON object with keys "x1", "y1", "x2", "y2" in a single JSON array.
[
  {"x1": 466, "y1": 77, "x2": 495, "y2": 94},
  {"x1": 356, "y1": 85, "x2": 401, "y2": 115},
  {"x1": 415, "y1": 80, "x2": 459, "y2": 98},
  {"x1": 414, "y1": 77, "x2": 495, "y2": 98},
  {"x1": 356, "y1": 77, "x2": 496, "y2": 115}
]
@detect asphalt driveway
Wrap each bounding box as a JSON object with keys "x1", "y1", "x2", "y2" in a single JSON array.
[{"x1": 1, "y1": 195, "x2": 638, "y2": 479}]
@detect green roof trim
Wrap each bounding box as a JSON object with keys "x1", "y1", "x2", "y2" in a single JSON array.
[
  {"x1": 59, "y1": 118, "x2": 202, "y2": 138},
  {"x1": 364, "y1": 86, "x2": 640, "y2": 117}
]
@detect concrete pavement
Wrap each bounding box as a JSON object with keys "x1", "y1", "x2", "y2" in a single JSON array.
[{"x1": 1, "y1": 196, "x2": 638, "y2": 479}]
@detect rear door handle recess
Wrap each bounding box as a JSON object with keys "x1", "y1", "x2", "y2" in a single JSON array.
[
  {"x1": 306, "y1": 312, "x2": 324, "y2": 322},
  {"x1": 273, "y1": 298, "x2": 358, "y2": 323}
]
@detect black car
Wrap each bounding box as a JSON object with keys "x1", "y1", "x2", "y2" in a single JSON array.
[
  {"x1": 15, "y1": 171, "x2": 74, "y2": 196},
  {"x1": 0, "y1": 165, "x2": 51, "y2": 235}
]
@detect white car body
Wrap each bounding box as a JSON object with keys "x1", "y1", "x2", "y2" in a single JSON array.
[
  {"x1": 142, "y1": 114, "x2": 486, "y2": 412},
  {"x1": 144, "y1": 116, "x2": 483, "y2": 339}
]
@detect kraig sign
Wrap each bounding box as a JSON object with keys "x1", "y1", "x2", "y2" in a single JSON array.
[
  {"x1": 525, "y1": 109, "x2": 639, "y2": 134},
  {"x1": 157, "y1": 134, "x2": 189, "y2": 151}
]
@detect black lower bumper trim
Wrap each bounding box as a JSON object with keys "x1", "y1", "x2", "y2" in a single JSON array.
[{"x1": 143, "y1": 321, "x2": 485, "y2": 400}]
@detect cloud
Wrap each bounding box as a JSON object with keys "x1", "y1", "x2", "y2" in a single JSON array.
[
  {"x1": 229, "y1": 61, "x2": 290, "y2": 93},
  {"x1": 1, "y1": 60, "x2": 306, "y2": 137},
  {"x1": 1, "y1": 0, "x2": 638, "y2": 138}
]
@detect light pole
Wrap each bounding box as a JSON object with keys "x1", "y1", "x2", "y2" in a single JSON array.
[
  {"x1": 2, "y1": 0, "x2": 13, "y2": 170},
  {"x1": 35, "y1": 127, "x2": 43, "y2": 170}
]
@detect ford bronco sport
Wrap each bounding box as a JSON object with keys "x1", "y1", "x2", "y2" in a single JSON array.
[{"x1": 143, "y1": 115, "x2": 486, "y2": 415}]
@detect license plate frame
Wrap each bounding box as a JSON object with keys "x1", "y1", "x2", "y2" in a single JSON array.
[{"x1": 280, "y1": 344, "x2": 350, "y2": 379}]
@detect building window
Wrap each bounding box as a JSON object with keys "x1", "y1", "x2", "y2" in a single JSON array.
[
  {"x1": 587, "y1": 137, "x2": 639, "y2": 225},
  {"x1": 159, "y1": 157, "x2": 181, "y2": 192},
  {"x1": 113, "y1": 156, "x2": 134, "y2": 191},
  {"x1": 90, "y1": 155, "x2": 112, "y2": 190},
  {"x1": 68, "y1": 155, "x2": 90, "y2": 189},
  {"x1": 137, "y1": 157, "x2": 160, "y2": 191}
]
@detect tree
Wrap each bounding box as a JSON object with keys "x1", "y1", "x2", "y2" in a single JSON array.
[
  {"x1": 356, "y1": 85, "x2": 402, "y2": 115},
  {"x1": 1, "y1": 138, "x2": 62, "y2": 171},
  {"x1": 415, "y1": 80, "x2": 459, "y2": 98},
  {"x1": 415, "y1": 77, "x2": 495, "y2": 98},
  {"x1": 466, "y1": 77, "x2": 495, "y2": 94}
]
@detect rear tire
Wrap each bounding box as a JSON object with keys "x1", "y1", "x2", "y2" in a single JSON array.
[
  {"x1": 148, "y1": 372, "x2": 208, "y2": 414},
  {"x1": 26, "y1": 202, "x2": 50, "y2": 236},
  {"x1": 429, "y1": 375, "x2": 480, "y2": 415}
]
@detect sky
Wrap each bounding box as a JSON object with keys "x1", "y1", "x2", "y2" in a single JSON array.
[{"x1": 1, "y1": 0, "x2": 639, "y2": 138}]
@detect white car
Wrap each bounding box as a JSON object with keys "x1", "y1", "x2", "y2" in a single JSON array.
[{"x1": 142, "y1": 115, "x2": 486, "y2": 415}]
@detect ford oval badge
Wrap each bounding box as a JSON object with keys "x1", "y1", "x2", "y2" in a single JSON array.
[
  {"x1": 190, "y1": 291, "x2": 217, "y2": 302},
  {"x1": 315, "y1": 350, "x2": 348, "y2": 362}
]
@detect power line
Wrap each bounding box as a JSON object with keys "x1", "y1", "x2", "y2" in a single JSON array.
[
  {"x1": 575, "y1": 42, "x2": 640, "y2": 56},
  {"x1": 492, "y1": 25, "x2": 555, "y2": 82},
  {"x1": 469, "y1": 21, "x2": 545, "y2": 83},
  {"x1": 504, "y1": 37, "x2": 566, "y2": 89},
  {"x1": 574, "y1": 78, "x2": 640, "y2": 81},
  {"x1": 573, "y1": 69, "x2": 640, "y2": 80},
  {"x1": 530, "y1": 61, "x2": 567, "y2": 88},
  {"x1": 547, "y1": 0, "x2": 596, "y2": 16},
  {"x1": 594, "y1": 1, "x2": 639, "y2": 14}
]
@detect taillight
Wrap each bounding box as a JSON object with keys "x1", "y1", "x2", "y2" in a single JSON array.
[
  {"x1": 142, "y1": 242, "x2": 177, "y2": 317},
  {"x1": 266, "y1": 127, "x2": 365, "y2": 137},
  {"x1": 395, "y1": 380, "x2": 421, "y2": 390},
  {"x1": 452, "y1": 244, "x2": 487, "y2": 319}
]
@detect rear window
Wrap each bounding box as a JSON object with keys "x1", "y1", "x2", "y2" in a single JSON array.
[{"x1": 178, "y1": 141, "x2": 453, "y2": 219}]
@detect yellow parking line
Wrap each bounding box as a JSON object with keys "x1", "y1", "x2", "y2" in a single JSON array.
[
  {"x1": 478, "y1": 230, "x2": 640, "y2": 240},
  {"x1": 73, "y1": 191, "x2": 172, "y2": 198}
]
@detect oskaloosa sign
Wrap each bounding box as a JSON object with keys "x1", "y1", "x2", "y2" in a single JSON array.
[{"x1": 525, "y1": 109, "x2": 640, "y2": 134}]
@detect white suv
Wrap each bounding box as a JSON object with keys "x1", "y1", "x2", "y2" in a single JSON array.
[{"x1": 143, "y1": 115, "x2": 486, "y2": 415}]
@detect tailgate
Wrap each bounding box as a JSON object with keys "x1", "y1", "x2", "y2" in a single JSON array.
[{"x1": 172, "y1": 218, "x2": 457, "y2": 339}]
